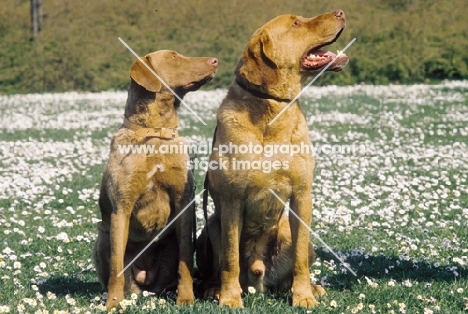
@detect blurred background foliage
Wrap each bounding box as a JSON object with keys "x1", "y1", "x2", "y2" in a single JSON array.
[{"x1": 1, "y1": 0, "x2": 467, "y2": 94}]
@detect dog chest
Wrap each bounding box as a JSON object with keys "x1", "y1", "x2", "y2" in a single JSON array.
[{"x1": 128, "y1": 195, "x2": 174, "y2": 241}]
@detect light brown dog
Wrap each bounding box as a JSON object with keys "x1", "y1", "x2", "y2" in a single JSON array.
[
  {"x1": 93, "y1": 50, "x2": 218, "y2": 310},
  {"x1": 197, "y1": 213, "x2": 319, "y2": 293},
  {"x1": 196, "y1": 11, "x2": 349, "y2": 308}
]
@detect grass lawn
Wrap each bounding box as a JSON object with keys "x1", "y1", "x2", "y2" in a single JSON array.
[{"x1": 0, "y1": 81, "x2": 467, "y2": 313}]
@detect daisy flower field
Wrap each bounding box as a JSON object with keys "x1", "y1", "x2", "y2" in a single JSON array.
[{"x1": 0, "y1": 81, "x2": 467, "y2": 313}]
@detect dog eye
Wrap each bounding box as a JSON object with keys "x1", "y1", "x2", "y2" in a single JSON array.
[
  {"x1": 172, "y1": 54, "x2": 180, "y2": 59},
  {"x1": 293, "y1": 20, "x2": 302, "y2": 27}
]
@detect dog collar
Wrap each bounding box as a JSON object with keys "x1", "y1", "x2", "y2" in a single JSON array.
[
  {"x1": 235, "y1": 79, "x2": 292, "y2": 102},
  {"x1": 122, "y1": 116, "x2": 179, "y2": 140}
]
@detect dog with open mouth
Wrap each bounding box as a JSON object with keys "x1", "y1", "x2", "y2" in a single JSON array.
[{"x1": 196, "y1": 10, "x2": 349, "y2": 308}]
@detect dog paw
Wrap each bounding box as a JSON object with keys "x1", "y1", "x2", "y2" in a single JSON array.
[
  {"x1": 176, "y1": 296, "x2": 195, "y2": 306},
  {"x1": 204, "y1": 287, "x2": 220, "y2": 300},
  {"x1": 311, "y1": 284, "x2": 327, "y2": 297},
  {"x1": 219, "y1": 296, "x2": 243, "y2": 308},
  {"x1": 105, "y1": 291, "x2": 124, "y2": 310},
  {"x1": 176, "y1": 285, "x2": 195, "y2": 305},
  {"x1": 219, "y1": 282, "x2": 243, "y2": 307},
  {"x1": 292, "y1": 295, "x2": 319, "y2": 308}
]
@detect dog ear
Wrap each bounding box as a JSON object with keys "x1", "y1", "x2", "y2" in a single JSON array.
[
  {"x1": 258, "y1": 29, "x2": 277, "y2": 68},
  {"x1": 130, "y1": 55, "x2": 162, "y2": 92},
  {"x1": 238, "y1": 29, "x2": 280, "y2": 86}
]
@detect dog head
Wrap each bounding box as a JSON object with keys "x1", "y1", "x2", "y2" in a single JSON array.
[
  {"x1": 235, "y1": 10, "x2": 349, "y2": 100},
  {"x1": 130, "y1": 50, "x2": 218, "y2": 94}
]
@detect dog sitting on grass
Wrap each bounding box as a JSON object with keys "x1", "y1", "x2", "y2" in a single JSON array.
[{"x1": 93, "y1": 50, "x2": 217, "y2": 310}]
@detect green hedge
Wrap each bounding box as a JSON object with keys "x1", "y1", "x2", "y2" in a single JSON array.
[{"x1": 1, "y1": 0, "x2": 467, "y2": 94}]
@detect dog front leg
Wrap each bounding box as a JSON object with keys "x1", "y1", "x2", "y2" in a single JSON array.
[
  {"x1": 106, "y1": 209, "x2": 131, "y2": 310},
  {"x1": 289, "y1": 192, "x2": 318, "y2": 308},
  {"x1": 219, "y1": 198, "x2": 244, "y2": 308},
  {"x1": 175, "y1": 203, "x2": 195, "y2": 305}
]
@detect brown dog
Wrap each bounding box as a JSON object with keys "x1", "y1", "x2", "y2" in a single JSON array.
[
  {"x1": 196, "y1": 11, "x2": 348, "y2": 308},
  {"x1": 93, "y1": 50, "x2": 217, "y2": 310},
  {"x1": 197, "y1": 213, "x2": 319, "y2": 294}
]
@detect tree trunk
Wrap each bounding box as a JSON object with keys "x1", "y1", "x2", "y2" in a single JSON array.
[{"x1": 31, "y1": 0, "x2": 43, "y2": 37}]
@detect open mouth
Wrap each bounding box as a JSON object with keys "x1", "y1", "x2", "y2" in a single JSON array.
[
  {"x1": 183, "y1": 72, "x2": 216, "y2": 90},
  {"x1": 301, "y1": 29, "x2": 349, "y2": 72}
]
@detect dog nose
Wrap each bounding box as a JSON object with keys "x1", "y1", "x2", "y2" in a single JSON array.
[
  {"x1": 208, "y1": 58, "x2": 218, "y2": 66},
  {"x1": 334, "y1": 10, "x2": 345, "y2": 20}
]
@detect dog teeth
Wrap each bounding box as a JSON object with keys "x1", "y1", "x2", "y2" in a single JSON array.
[{"x1": 309, "y1": 54, "x2": 326, "y2": 59}]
